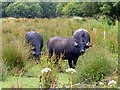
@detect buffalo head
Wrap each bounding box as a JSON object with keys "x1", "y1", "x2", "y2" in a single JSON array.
[{"x1": 74, "y1": 40, "x2": 85, "y2": 54}]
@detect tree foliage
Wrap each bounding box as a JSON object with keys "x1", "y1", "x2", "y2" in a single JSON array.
[
  {"x1": 56, "y1": 2, "x2": 68, "y2": 17},
  {"x1": 100, "y1": 3, "x2": 113, "y2": 16},
  {"x1": 2, "y1": 2, "x2": 11, "y2": 17},
  {"x1": 62, "y1": 2, "x2": 82, "y2": 16},
  {"x1": 1, "y1": 2, "x2": 120, "y2": 20},
  {"x1": 27, "y1": 3, "x2": 42, "y2": 18},
  {"x1": 5, "y1": 2, "x2": 29, "y2": 18},
  {"x1": 113, "y1": 2, "x2": 120, "y2": 19},
  {"x1": 80, "y1": 2, "x2": 100, "y2": 17},
  {"x1": 40, "y1": 2, "x2": 57, "y2": 18}
]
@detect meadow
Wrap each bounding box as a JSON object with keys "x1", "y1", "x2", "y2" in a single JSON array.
[{"x1": 1, "y1": 17, "x2": 118, "y2": 88}]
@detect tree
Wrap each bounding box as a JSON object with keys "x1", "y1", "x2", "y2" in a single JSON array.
[
  {"x1": 56, "y1": 2, "x2": 68, "y2": 17},
  {"x1": 39, "y1": 2, "x2": 57, "y2": 18},
  {"x1": 80, "y1": 2, "x2": 100, "y2": 17},
  {"x1": 100, "y1": 2, "x2": 113, "y2": 16},
  {"x1": 62, "y1": 2, "x2": 82, "y2": 17},
  {"x1": 113, "y1": 1, "x2": 120, "y2": 20},
  {"x1": 2, "y1": 2, "x2": 11, "y2": 17},
  {"x1": 27, "y1": 2, "x2": 42, "y2": 18},
  {"x1": 99, "y1": 2, "x2": 118, "y2": 23},
  {"x1": 5, "y1": 2, "x2": 29, "y2": 18},
  {"x1": 1, "y1": 2, "x2": 120, "y2": 20}
]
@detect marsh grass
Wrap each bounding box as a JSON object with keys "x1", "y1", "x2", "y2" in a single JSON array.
[
  {"x1": 3, "y1": 44, "x2": 23, "y2": 70},
  {"x1": 2, "y1": 17, "x2": 118, "y2": 87},
  {"x1": 2, "y1": 39, "x2": 29, "y2": 75},
  {"x1": 2, "y1": 17, "x2": 118, "y2": 52}
]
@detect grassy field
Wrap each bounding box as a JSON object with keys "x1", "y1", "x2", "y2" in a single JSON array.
[{"x1": 1, "y1": 17, "x2": 118, "y2": 88}]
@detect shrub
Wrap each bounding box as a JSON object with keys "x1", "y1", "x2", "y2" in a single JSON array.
[{"x1": 74, "y1": 46, "x2": 117, "y2": 84}]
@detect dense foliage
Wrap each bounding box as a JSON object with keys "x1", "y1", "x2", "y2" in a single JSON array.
[
  {"x1": 1, "y1": 2, "x2": 120, "y2": 21},
  {"x1": 74, "y1": 46, "x2": 117, "y2": 84}
]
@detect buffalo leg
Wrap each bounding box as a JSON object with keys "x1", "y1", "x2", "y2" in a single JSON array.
[
  {"x1": 55, "y1": 54, "x2": 63, "y2": 72},
  {"x1": 47, "y1": 50, "x2": 53, "y2": 63},
  {"x1": 73, "y1": 59, "x2": 77, "y2": 68},
  {"x1": 28, "y1": 51, "x2": 34, "y2": 60},
  {"x1": 48, "y1": 49, "x2": 53, "y2": 59},
  {"x1": 54, "y1": 54, "x2": 60, "y2": 64},
  {"x1": 68, "y1": 59, "x2": 73, "y2": 68}
]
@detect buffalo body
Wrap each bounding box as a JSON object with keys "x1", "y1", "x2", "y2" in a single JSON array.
[
  {"x1": 47, "y1": 36, "x2": 85, "y2": 68},
  {"x1": 25, "y1": 31, "x2": 43, "y2": 63}
]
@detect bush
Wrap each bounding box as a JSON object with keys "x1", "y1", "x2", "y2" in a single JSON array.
[{"x1": 74, "y1": 46, "x2": 117, "y2": 84}]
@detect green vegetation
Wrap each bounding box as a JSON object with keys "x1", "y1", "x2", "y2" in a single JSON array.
[
  {"x1": 3, "y1": 43, "x2": 25, "y2": 70},
  {"x1": 74, "y1": 46, "x2": 117, "y2": 84},
  {"x1": 1, "y1": 2, "x2": 120, "y2": 21},
  {"x1": 1, "y1": 17, "x2": 118, "y2": 88}
]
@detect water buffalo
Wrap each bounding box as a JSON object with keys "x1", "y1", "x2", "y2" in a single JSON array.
[
  {"x1": 73, "y1": 29, "x2": 91, "y2": 49},
  {"x1": 25, "y1": 31, "x2": 43, "y2": 63},
  {"x1": 47, "y1": 36, "x2": 86, "y2": 68}
]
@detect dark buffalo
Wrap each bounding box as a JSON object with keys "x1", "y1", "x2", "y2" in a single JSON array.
[
  {"x1": 47, "y1": 36, "x2": 86, "y2": 68},
  {"x1": 25, "y1": 31, "x2": 43, "y2": 63},
  {"x1": 73, "y1": 29, "x2": 91, "y2": 49}
]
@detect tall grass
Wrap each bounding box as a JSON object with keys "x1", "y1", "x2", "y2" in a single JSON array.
[
  {"x1": 2, "y1": 17, "x2": 118, "y2": 52},
  {"x1": 2, "y1": 17, "x2": 118, "y2": 86},
  {"x1": 2, "y1": 33, "x2": 29, "y2": 74},
  {"x1": 3, "y1": 43, "x2": 24, "y2": 70}
]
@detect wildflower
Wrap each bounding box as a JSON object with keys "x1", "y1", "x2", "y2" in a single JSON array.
[
  {"x1": 99, "y1": 82, "x2": 104, "y2": 85},
  {"x1": 41, "y1": 68, "x2": 51, "y2": 74},
  {"x1": 32, "y1": 51, "x2": 35, "y2": 54},
  {"x1": 66, "y1": 68, "x2": 76, "y2": 73},
  {"x1": 108, "y1": 80, "x2": 117, "y2": 87}
]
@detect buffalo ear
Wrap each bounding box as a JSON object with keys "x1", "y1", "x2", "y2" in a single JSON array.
[
  {"x1": 86, "y1": 42, "x2": 89, "y2": 46},
  {"x1": 74, "y1": 42, "x2": 78, "y2": 47}
]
